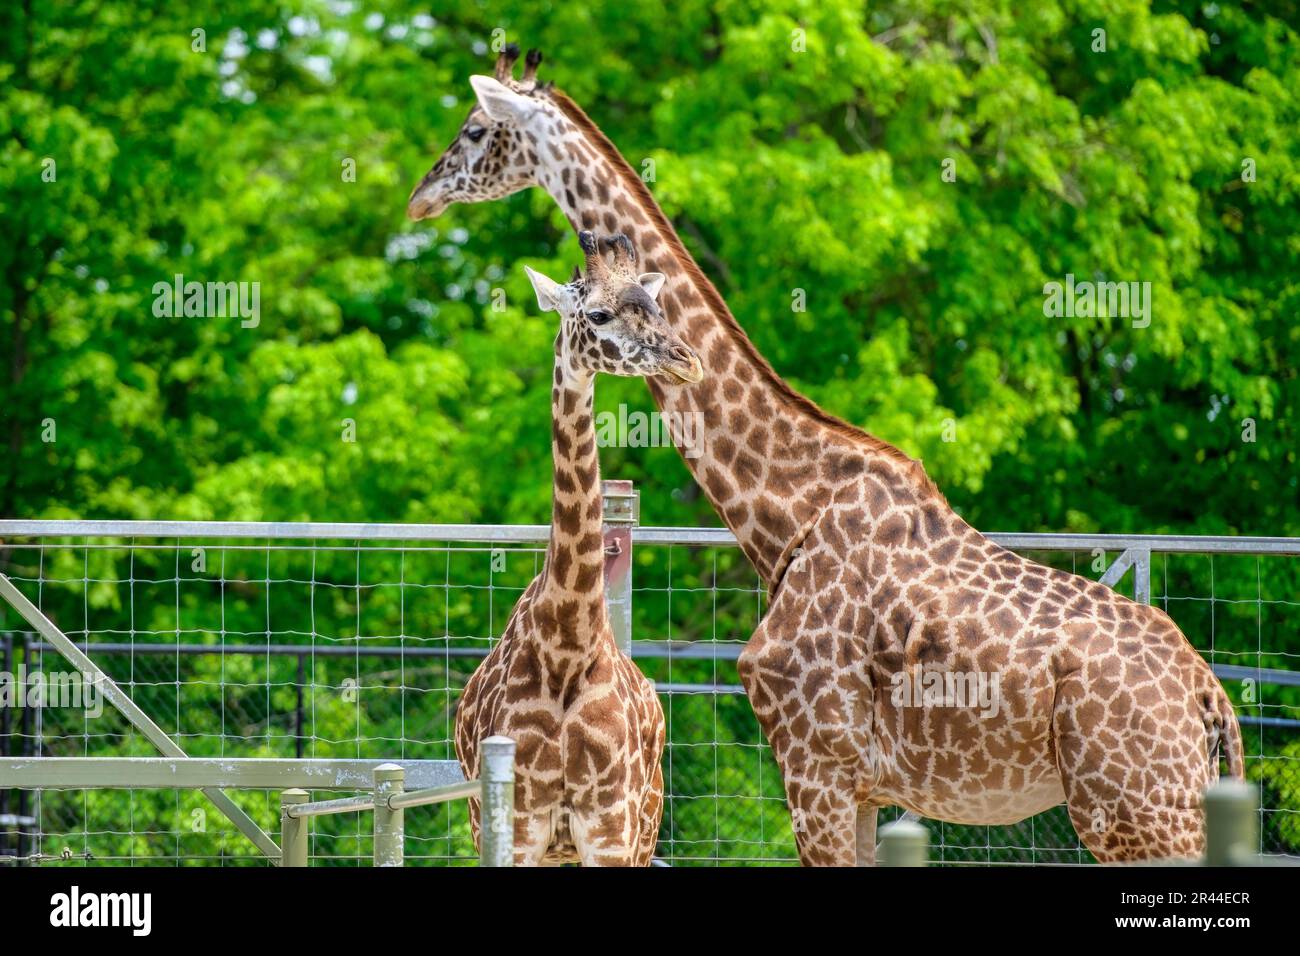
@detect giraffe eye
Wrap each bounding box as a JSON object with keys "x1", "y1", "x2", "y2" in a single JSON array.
[
  {"x1": 466, "y1": 126, "x2": 488, "y2": 143},
  {"x1": 587, "y1": 310, "x2": 614, "y2": 326}
]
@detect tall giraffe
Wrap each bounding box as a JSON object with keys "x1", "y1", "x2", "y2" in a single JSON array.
[
  {"x1": 412, "y1": 47, "x2": 1243, "y2": 865},
  {"x1": 456, "y1": 231, "x2": 701, "y2": 866}
]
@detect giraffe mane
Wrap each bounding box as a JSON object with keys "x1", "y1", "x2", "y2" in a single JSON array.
[{"x1": 546, "y1": 88, "x2": 944, "y2": 501}]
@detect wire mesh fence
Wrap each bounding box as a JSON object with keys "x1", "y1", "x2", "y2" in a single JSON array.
[{"x1": 1, "y1": 522, "x2": 1297, "y2": 865}]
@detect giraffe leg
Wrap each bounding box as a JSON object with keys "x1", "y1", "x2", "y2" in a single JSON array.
[
  {"x1": 1052, "y1": 676, "x2": 1206, "y2": 862},
  {"x1": 855, "y1": 805, "x2": 877, "y2": 866},
  {"x1": 783, "y1": 763, "x2": 859, "y2": 866},
  {"x1": 508, "y1": 810, "x2": 557, "y2": 866},
  {"x1": 634, "y1": 766, "x2": 665, "y2": 866},
  {"x1": 575, "y1": 848, "x2": 637, "y2": 866},
  {"x1": 571, "y1": 810, "x2": 638, "y2": 867},
  {"x1": 739, "y1": 582, "x2": 865, "y2": 867}
]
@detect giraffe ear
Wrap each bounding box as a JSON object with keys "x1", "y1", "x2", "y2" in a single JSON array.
[
  {"x1": 524, "y1": 266, "x2": 561, "y2": 312},
  {"x1": 638, "y1": 272, "x2": 666, "y2": 300},
  {"x1": 469, "y1": 75, "x2": 534, "y2": 123}
]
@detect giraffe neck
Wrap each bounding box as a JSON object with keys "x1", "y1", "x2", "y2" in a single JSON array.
[
  {"x1": 540, "y1": 352, "x2": 609, "y2": 645},
  {"x1": 534, "y1": 92, "x2": 937, "y2": 587}
]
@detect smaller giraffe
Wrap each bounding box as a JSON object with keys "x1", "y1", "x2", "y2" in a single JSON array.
[{"x1": 456, "y1": 231, "x2": 703, "y2": 866}]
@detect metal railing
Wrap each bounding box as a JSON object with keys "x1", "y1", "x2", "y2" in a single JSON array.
[
  {"x1": 0, "y1": 744, "x2": 516, "y2": 867},
  {"x1": 281, "y1": 737, "x2": 515, "y2": 866},
  {"x1": 1, "y1": 501, "x2": 1297, "y2": 865}
]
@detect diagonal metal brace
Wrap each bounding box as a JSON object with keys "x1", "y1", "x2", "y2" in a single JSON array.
[
  {"x1": 0, "y1": 573, "x2": 280, "y2": 860},
  {"x1": 1098, "y1": 547, "x2": 1152, "y2": 604}
]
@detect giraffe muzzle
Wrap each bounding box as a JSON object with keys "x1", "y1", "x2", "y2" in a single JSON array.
[
  {"x1": 406, "y1": 181, "x2": 449, "y2": 221},
  {"x1": 406, "y1": 195, "x2": 448, "y2": 221},
  {"x1": 660, "y1": 349, "x2": 704, "y2": 385}
]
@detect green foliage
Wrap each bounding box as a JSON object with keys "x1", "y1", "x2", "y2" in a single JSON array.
[
  {"x1": 2, "y1": 0, "x2": 1298, "y2": 864},
  {"x1": 4, "y1": 0, "x2": 1297, "y2": 529}
]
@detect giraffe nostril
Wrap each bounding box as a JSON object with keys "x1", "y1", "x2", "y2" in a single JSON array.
[{"x1": 668, "y1": 346, "x2": 693, "y2": 365}]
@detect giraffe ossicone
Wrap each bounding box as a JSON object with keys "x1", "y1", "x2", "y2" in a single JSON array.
[
  {"x1": 421, "y1": 47, "x2": 1243, "y2": 866},
  {"x1": 455, "y1": 231, "x2": 700, "y2": 866}
]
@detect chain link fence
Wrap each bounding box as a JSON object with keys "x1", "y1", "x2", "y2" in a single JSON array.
[{"x1": 1, "y1": 521, "x2": 1297, "y2": 865}]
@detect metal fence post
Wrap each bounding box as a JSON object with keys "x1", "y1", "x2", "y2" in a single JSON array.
[
  {"x1": 1132, "y1": 547, "x2": 1152, "y2": 604},
  {"x1": 373, "y1": 763, "x2": 405, "y2": 867},
  {"x1": 879, "y1": 819, "x2": 929, "y2": 867},
  {"x1": 18, "y1": 633, "x2": 32, "y2": 865},
  {"x1": 0, "y1": 632, "x2": 10, "y2": 861},
  {"x1": 479, "y1": 736, "x2": 516, "y2": 867},
  {"x1": 281, "y1": 790, "x2": 309, "y2": 867},
  {"x1": 1203, "y1": 779, "x2": 1258, "y2": 866},
  {"x1": 1100, "y1": 547, "x2": 1153, "y2": 604},
  {"x1": 294, "y1": 654, "x2": 305, "y2": 760},
  {"x1": 602, "y1": 480, "x2": 638, "y2": 657}
]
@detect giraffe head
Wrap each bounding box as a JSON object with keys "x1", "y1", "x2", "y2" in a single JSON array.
[
  {"x1": 525, "y1": 232, "x2": 704, "y2": 385},
  {"x1": 407, "y1": 45, "x2": 565, "y2": 220}
]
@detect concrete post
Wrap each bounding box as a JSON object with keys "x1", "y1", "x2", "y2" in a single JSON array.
[
  {"x1": 1204, "y1": 779, "x2": 1258, "y2": 866},
  {"x1": 879, "y1": 819, "x2": 928, "y2": 867}
]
